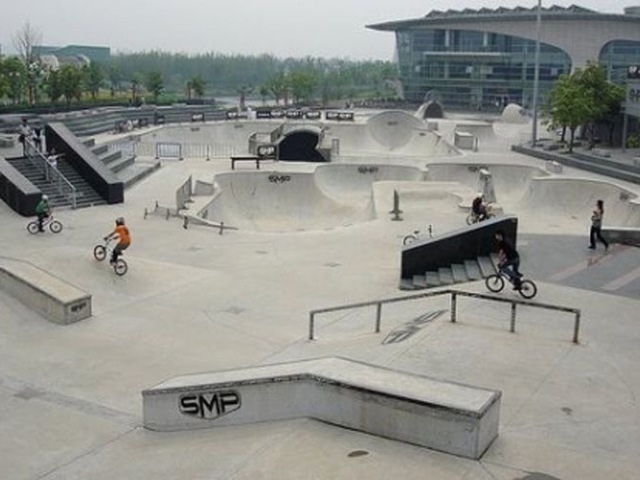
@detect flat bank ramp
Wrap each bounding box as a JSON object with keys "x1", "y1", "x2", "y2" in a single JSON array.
[
  {"x1": 143, "y1": 357, "x2": 501, "y2": 459},
  {"x1": 0, "y1": 258, "x2": 92, "y2": 324}
]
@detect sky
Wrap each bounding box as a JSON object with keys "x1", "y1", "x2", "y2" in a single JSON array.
[{"x1": 0, "y1": 0, "x2": 626, "y2": 61}]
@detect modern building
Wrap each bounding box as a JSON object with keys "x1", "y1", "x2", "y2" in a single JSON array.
[
  {"x1": 33, "y1": 44, "x2": 110, "y2": 66},
  {"x1": 368, "y1": 5, "x2": 640, "y2": 110}
]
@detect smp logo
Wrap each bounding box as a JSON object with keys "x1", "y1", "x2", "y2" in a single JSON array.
[
  {"x1": 179, "y1": 390, "x2": 241, "y2": 420},
  {"x1": 258, "y1": 145, "x2": 276, "y2": 158},
  {"x1": 629, "y1": 88, "x2": 640, "y2": 103}
]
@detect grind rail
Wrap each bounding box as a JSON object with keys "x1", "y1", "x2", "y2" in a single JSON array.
[{"x1": 309, "y1": 289, "x2": 581, "y2": 343}]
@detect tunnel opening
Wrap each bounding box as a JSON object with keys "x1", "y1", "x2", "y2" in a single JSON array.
[{"x1": 278, "y1": 131, "x2": 326, "y2": 162}]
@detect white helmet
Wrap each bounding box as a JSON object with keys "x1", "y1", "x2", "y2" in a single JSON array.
[{"x1": 42, "y1": 194, "x2": 49, "y2": 200}]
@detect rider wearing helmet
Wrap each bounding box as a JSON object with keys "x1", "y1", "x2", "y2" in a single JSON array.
[
  {"x1": 104, "y1": 217, "x2": 131, "y2": 264},
  {"x1": 35, "y1": 194, "x2": 50, "y2": 232},
  {"x1": 471, "y1": 193, "x2": 488, "y2": 222}
]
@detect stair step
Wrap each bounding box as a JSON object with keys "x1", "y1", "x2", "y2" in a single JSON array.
[
  {"x1": 464, "y1": 260, "x2": 482, "y2": 280},
  {"x1": 92, "y1": 144, "x2": 108, "y2": 155},
  {"x1": 399, "y1": 278, "x2": 417, "y2": 290},
  {"x1": 451, "y1": 264, "x2": 468, "y2": 283},
  {"x1": 100, "y1": 150, "x2": 122, "y2": 164},
  {"x1": 109, "y1": 156, "x2": 135, "y2": 173},
  {"x1": 425, "y1": 271, "x2": 441, "y2": 287},
  {"x1": 438, "y1": 268, "x2": 454, "y2": 285},
  {"x1": 412, "y1": 275, "x2": 427, "y2": 288},
  {"x1": 477, "y1": 256, "x2": 497, "y2": 277}
]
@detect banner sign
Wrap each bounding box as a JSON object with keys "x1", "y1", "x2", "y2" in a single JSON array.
[
  {"x1": 226, "y1": 110, "x2": 249, "y2": 120},
  {"x1": 325, "y1": 111, "x2": 355, "y2": 121},
  {"x1": 257, "y1": 144, "x2": 278, "y2": 159}
]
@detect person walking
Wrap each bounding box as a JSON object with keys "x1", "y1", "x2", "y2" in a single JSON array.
[{"x1": 589, "y1": 199, "x2": 609, "y2": 250}]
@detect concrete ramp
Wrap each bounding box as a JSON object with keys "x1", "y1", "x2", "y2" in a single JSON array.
[
  {"x1": 426, "y1": 163, "x2": 549, "y2": 203},
  {"x1": 314, "y1": 163, "x2": 424, "y2": 204},
  {"x1": 205, "y1": 171, "x2": 373, "y2": 232},
  {"x1": 143, "y1": 357, "x2": 501, "y2": 459},
  {"x1": 518, "y1": 177, "x2": 640, "y2": 225}
]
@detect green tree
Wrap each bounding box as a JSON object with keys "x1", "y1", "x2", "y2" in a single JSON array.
[
  {"x1": 130, "y1": 72, "x2": 144, "y2": 103},
  {"x1": 236, "y1": 84, "x2": 253, "y2": 110},
  {"x1": 84, "y1": 62, "x2": 104, "y2": 100},
  {"x1": 58, "y1": 64, "x2": 84, "y2": 106},
  {"x1": 576, "y1": 62, "x2": 625, "y2": 146},
  {"x1": 265, "y1": 73, "x2": 288, "y2": 105},
  {"x1": 186, "y1": 75, "x2": 206, "y2": 100},
  {"x1": 287, "y1": 71, "x2": 316, "y2": 105},
  {"x1": 548, "y1": 73, "x2": 593, "y2": 153},
  {"x1": 145, "y1": 71, "x2": 164, "y2": 103},
  {"x1": 45, "y1": 68, "x2": 63, "y2": 104},
  {"x1": 107, "y1": 63, "x2": 124, "y2": 97},
  {"x1": 2, "y1": 57, "x2": 28, "y2": 104}
]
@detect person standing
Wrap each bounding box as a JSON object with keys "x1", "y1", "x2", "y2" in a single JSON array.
[{"x1": 589, "y1": 199, "x2": 609, "y2": 250}]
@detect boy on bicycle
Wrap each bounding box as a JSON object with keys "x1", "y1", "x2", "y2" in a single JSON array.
[
  {"x1": 104, "y1": 217, "x2": 131, "y2": 264},
  {"x1": 494, "y1": 230, "x2": 522, "y2": 289},
  {"x1": 35, "y1": 194, "x2": 50, "y2": 232}
]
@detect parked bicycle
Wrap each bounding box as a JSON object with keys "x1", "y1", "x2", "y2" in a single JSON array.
[
  {"x1": 27, "y1": 215, "x2": 63, "y2": 234},
  {"x1": 402, "y1": 225, "x2": 433, "y2": 246},
  {"x1": 485, "y1": 264, "x2": 537, "y2": 299},
  {"x1": 93, "y1": 238, "x2": 128, "y2": 276}
]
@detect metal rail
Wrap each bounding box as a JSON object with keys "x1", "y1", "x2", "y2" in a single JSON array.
[
  {"x1": 308, "y1": 288, "x2": 581, "y2": 344},
  {"x1": 24, "y1": 140, "x2": 77, "y2": 209}
]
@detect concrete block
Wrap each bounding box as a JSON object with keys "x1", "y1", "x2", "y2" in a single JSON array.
[
  {"x1": 0, "y1": 260, "x2": 91, "y2": 325},
  {"x1": 142, "y1": 357, "x2": 501, "y2": 459},
  {"x1": 454, "y1": 131, "x2": 477, "y2": 150},
  {"x1": 545, "y1": 160, "x2": 563, "y2": 173}
]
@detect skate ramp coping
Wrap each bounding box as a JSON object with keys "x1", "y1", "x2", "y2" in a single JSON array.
[
  {"x1": 0, "y1": 258, "x2": 92, "y2": 324},
  {"x1": 143, "y1": 357, "x2": 500, "y2": 459}
]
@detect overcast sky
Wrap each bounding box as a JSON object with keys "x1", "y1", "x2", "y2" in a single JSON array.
[{"x1": 0, "y1": 0, "x2": 626, "y2": 60}]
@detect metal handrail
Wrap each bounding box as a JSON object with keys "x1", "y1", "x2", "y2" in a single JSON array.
[
  {"x1": 308, "y1": 288, "x2": 581, "y2": 344},
  {"x1": 24, "y1": 140, "x2": 77, "y2": 209}
]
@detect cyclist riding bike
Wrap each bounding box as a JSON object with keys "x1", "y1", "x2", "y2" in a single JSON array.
[
  {"x1": 472, "y1": 194, "x2": 490, "y2": 222},
  {"x1": 495, "y1": 230, "x2": 522, "y2": 290},
  {"x1": 104, "y1": 217, "x2": 131, "y2": 264},
  {"x1": 35, "y1": 194, "x2": 51, "y2": 232}
]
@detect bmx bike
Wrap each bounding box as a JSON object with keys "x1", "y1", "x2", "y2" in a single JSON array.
[
  {"x1": 93, "y1": 238, "x2": 128, "y2": 276},
  {"x1": 27, "y1": 214, "x2": 63, "y2": 234},
  {"x1": 402, "y1": 225, "x2": 433, "y2": 246},
  {"x1": 484, "y1": 265, "x2": 537, "y2": 299},
  {"x1": 465, "y1": 209, "x2": 495, "y2": 225}
]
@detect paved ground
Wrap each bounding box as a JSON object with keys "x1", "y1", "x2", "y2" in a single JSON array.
[{"x1": 1, "y1": 113, "x2": 640, "y2": 479}]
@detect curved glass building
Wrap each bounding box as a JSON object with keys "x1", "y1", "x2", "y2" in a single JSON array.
[{"x1": 368, "y1": 5, "x2": 640, "y2": 110}]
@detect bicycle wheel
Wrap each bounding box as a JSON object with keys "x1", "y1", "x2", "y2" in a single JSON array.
[
  {"x1": 518, "y1": 279, "x2": 538, "y2": 299},
  {"x1": 485, "y1": 274, "x2": 505, "y2": 293},
  {"x1": 113, "y1": 259, "x2": 128, "y2": 276},
  {"x1": 27, "y1": 222, "x2": 40, "y2": 234},
  {"x1": 49, "y1": 221, "x2": 63, "y2": 233},
  {"x1": 403, "y1": 234, "x2": 417, "y2": 246},
  {"x1": 93, "y1": 245, "x2": 106, "y2": 261},
  {"x1": 465, "y1": 213, "x2": 477, "y2": 225}
]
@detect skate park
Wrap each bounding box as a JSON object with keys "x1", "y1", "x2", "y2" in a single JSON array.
[{"x1": 1, "y1": 106, "x2": 640, "y2": 479}]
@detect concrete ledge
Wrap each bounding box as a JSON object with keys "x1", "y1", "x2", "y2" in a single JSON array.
[
  {"x1": 142, "y1": 357, "x2": 501, "y2": 459},
  {"x1": 602, "y1": 227, "x2": 640, "y2": 246},
  {"x1": 0, "y1": 259, "x2": 92, "y2": 324}
]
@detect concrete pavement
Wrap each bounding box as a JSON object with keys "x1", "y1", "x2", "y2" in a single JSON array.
[{"x1": 1, "y1": 112, "x2": 640, "y2": 479}]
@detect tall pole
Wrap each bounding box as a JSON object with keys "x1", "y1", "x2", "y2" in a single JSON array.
[{"x1": 531, "y1": 0, "x2": 542, "y2": 146}]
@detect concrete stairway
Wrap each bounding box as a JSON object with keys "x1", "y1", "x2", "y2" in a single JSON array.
[
  {"x1": 6, "y1": 157, "x2": 105, "y2": 208},
  {"x1": 401, "y1": 255, "x2": 497, "y2": 290},
  {"x1": 87, "y1": 139, "x2": 161, "y2": 189}
]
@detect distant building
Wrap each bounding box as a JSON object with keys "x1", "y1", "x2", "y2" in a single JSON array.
[
  {"x1": 33, "y1": 44, "x2": 110, "y2": 69},
  {"x1": 367, "y1": 5, "x2": 640, "y2": 110}
]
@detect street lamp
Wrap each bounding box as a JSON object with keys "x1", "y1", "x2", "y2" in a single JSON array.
[{"x1": 531, "y1": 0, "x2": 542, "y2": 146}]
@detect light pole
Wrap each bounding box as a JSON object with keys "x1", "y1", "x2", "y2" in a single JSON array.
[{"x1": 531, "y1": 0, "x2": 542, "y2": 146}]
